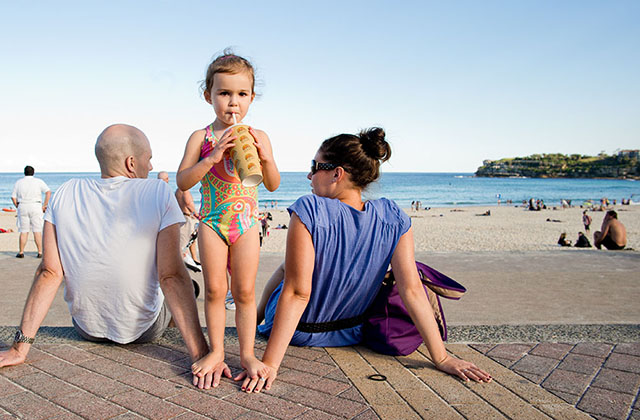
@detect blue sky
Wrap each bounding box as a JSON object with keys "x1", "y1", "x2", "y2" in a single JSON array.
[{"x1": 1, "y1": 1, "x2": 638, "y2": 173}]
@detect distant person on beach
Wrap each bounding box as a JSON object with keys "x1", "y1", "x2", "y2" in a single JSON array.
[
  {"x1": 575, "y1": 232, "x2": 591, "y2": 248},
  {"x1": 157, "y1": 171, "x2": 169, "y2": 183},
  {"x1": 582, "y1": 210, "x2": 592, "y2": 232},
  {"x1": 11, "y1": 165, "x2": 50, "y2": 258},
  {"x1": 176, "y1": 51, "x2": 280, "y2": 388},
  {"x1": 557, "y1": 232, "x2": 571, "y2": 247},
  {"x1": 0, "y1": 124, "x2": 212, "y2": 388},
  {"x1": 594, "y1": 210, "x2": 627, "y2": 250},
  {"x1": 0, "y1": 228, "x2": 14, "y2": 233},
  {"x1": 248, "y1": 127, "x2": 491, "y2": 393}
]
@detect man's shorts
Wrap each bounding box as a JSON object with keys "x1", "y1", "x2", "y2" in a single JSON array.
[
  {"x1": 17, "y1": 203, "x2": 44, "y2": 233},
  {"x1": 72, "y1": 301, "x2": 172, "y2": 344},
  {"x1": 601, "y1": 234, "x2": 625, "y2": 250}
]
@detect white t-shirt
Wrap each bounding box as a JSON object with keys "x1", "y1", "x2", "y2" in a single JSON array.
[
  {"x1": 12, "y1": 176, "x2": 50, "y2": 204},
  {"x1": 44, "y1": 177, "x2": 184, "y2": 343}
]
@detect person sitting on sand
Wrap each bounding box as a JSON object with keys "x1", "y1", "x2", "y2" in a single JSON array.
[
  {"x1": 0, "y1": 124, "x2": 213, "y2": 388},
  {"x1": 238, "y1": 127, "x2": 491, "y2": 393},
  {"x1": 594, "y1": 210, "x2": 627, "y2": 250},
  {"x1": 575, "y1": 232, "x2": 591, "y2": 248},
  {"x1": 0, "y1": 228, "x2": 14, "y2": 233},
  {"x1": 557, "y1": 232, "x2": 571, "y2": 247}
]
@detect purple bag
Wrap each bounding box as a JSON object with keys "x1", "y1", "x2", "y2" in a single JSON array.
[{"x1": 362, "y1": 261, "x2": 466, "y2": 356}]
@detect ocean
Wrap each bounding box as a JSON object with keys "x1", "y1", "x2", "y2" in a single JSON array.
[{"x1": 1, "y1": 172, "x2": 638, "y2": 210}]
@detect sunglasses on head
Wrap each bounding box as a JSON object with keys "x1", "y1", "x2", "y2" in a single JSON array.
[{"x1": 311, "y1": 159, "x2": 338, "y2": 175}]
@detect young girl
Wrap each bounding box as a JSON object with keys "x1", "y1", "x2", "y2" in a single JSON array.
[{"x1": 177, "y1": 52, "x2": 280, "y2": 390}]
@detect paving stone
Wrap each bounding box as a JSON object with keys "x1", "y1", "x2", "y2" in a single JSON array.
[
  {"x1": 167, "y1": 388, "x2": 247, "y2": 419},
  {"x1": 77, "y1": 356, "x2": 139, "y2": 379},
  {"x1": 352, "y1": 409, "x2": 381, "y2": 420},
  {"x1": 516, "y1": 370, "x2": 545, "y2": 384},
  {"x1": 592, "y1": 368, "x2": 640, "y2": 394},
  {"x1": 629, "y1": 409, "x2": 640, "y2": 420},
  {"x1": 234, "y1": 410, "x2": 277, "y2": 420},
  {"x1": 168, "y1": 371, "x2": 239, "y2": 397},
  {"x1": 110, "y1": 413, "x2": 147, "y2": 420},
  {"x1": 605, "y1": 352, "x2": 640, "y2": 374},
  {"x1": 512, "y1": 354, "x2": 559, "y2": 377},
  {"x1": 323, "y1": 369, "x2": 350, "y2": 384},
  {"x1": 11, "y1": 372, "x2": 78, "y2": 399},
  {"x1": 116, "y1": 369, "x2": 187, "y2": 399},
  {"x1": 0, "y1": 364, "x2": 37, "y2": 379},
  {"x1": 128, "y1": 343, "x2": 189, "y2": 364},
  {"x1": 491, "y1": 356, "x2": 516, "y2": 368},
  {"x1": 66, "y1": 371, "x2": 133, "y2": 398},
  {"x1": 0, "y1": 377, "x2": 22, "y2": 397},
  {"x1": 468, "y1": 343, "x2": 495, "y2": 354},
  {"x1": 173, "y1": 412, "x2": 221, "y2": 420},
  {"x1": 40, "y1": 344, "x2": 98, "y2": 364},
  {"x1": 123, "y1": 353, "x2": 189, "y2": 379},
  {"x1": 486, "y1": 343, "x2": 535, "y2": 362},
  {"x1": 571, "y1": 342, "x2": 614, "y2": 358},
  {"x1": 52, "y1": 390, "x2": 127, "y2": 419},
  {"x1": 542, "y1": 369, "x2": 592, "y2": 396},
  {"x1": 283, "y1": 345, "x2": 327, "y2": 361},
  {"x1": 337, "y1": 386, "x2": 368, "y2": 404},
  {"x1": 277, "y1": 369, "x2": 351, "y2": 395},
  {"x1": 223, "y1": 391, "x2": 308, "y2": 419},
  {"x1": 30, "y1": 356, "x2": 89, "y2": 380},
  {"x1": 110, "y1": 388, "x2": 186, "y2": 419},
  {"x1": 534, "y1": 403, "x2": 593, "y2": 420},
  {"x1": 267, "y1": 381, "x2": 369, "y2": 418},
  {"x1": 294, "y1": 409, "x2": 342, "y2": 420},
  {"x1": 21, "y1": 347, "x2": 52, "y2": 364},
  {"x1": 279, "y1": 354, "x2": 338, "y2": 376},
  {"x1": 545, "y1": 390, "x2": 580, "y2": 405},
  {"x1": 577, "y1": 386, "x2": 635, "y2": 420},
  {"x1": 451, "y1": 402, "x2": 507, "y2": 419},
  {"x1": 88, "y1": 345, "x2": 140, "y2": 363},
  {"x1": 614, "y1": 343, "x2": 640, "y2": 357},
  {"x1": 557, "y1": 353, "x2": 604, "y2": 375},
  {"x1": 0, "y1": 391, "x2": 71, "y2": 420},
  {"x1": 529, "y1": 343, "x2": 574, "y2": 359}
]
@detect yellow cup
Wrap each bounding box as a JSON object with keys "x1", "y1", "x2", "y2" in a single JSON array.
[{"x1": 227, "y1": 124, "x2": 262, "y2": 187}]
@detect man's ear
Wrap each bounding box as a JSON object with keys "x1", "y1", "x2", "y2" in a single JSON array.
[{"x1": 125, "y1": 155, "x2": 135, "y2": 175}]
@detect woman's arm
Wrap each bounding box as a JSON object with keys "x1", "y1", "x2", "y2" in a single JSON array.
[
  {"x1": 391, "y1": 228, "x2": 491, "y2": 383},
  {"x1": 257, "y1": 213, "x2": 314, "y2": 390}
]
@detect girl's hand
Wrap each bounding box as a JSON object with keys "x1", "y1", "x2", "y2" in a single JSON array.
[
  {"x1": 205, "y1": 129, "x2": 236, "y2": 167},
  {"x1": 249, "y1": 127, "x2": 274, "y2": 163},
  {"x1": 435, "y1": 355, "x2": 492, "y2": 383}
]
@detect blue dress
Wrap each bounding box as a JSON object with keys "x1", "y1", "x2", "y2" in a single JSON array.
[{"x1": 258, "y1": 195, "x2": 411, "y2": 346}]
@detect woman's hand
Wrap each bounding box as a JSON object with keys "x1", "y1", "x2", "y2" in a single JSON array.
[
  {"x1": 435, "y1": 354, "x2": 492, "y2": 383},
  {"x1": 234, "y1": 363, "x2": 278, "y2": 393}
]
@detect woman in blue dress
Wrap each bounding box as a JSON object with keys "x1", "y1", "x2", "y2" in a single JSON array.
[{"x1": 240, "y1": 127, "x2": 491, "y2": 392}]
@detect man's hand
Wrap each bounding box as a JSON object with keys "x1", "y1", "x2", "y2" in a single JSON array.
[{"x1": 0, "y1": 346, "x2": 27, "y2": 368}]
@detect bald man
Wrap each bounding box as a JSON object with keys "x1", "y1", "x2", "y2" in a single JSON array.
[
  {"x1": 157, "y1": 171, "x2": 169, "y2": 183},
  {"x1": 0, "y1": 125, "x2": 226, "y2": 389}
]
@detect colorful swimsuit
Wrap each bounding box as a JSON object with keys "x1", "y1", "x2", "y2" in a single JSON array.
[{"x1": 199, "y1": 124, "x2": 258, "y2": 245}]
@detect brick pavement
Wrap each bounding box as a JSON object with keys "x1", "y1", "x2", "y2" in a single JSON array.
[
  {"x1": 473, "y1": 342, "x2": 640, "y2": 420},
  {"x1": 5, "y1": 327, "x2": 633, "y2": 419}
]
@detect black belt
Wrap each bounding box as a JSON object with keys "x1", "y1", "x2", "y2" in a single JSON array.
[{"x1": 296, "y1": 313, "x2": 367, "y2": 333}]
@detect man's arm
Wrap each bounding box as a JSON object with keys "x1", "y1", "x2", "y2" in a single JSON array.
[
  {"x1": 595, "y1": 219, "x2": 611, "y2": 247},
  {"x1": 43, "y1": 191, "x2": 51, "y2": 212},
  {"x1": 0, "y1": 222, "x2": 64, "y2": 367},
  {"x1": 11, "y1": 197, "x2": 18, "y2": 208},
  {"x1": 156, "y1": 224, "x2": 208, "y2": 362}
]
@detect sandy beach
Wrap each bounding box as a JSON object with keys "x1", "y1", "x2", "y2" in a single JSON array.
[{"x1": 1, "y1": 204, "x2": 638, "y2": 254}]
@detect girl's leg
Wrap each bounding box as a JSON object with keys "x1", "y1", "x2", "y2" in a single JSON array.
[
  {"x1": 228, "y1": 225, "x2": 263, "y2": 371},
  {"x1": 191, "y1": 224, "x2": 229, "y2": 375},
  {"x1": 257, "y1": 262, "x2": 285, "y2": 324}
]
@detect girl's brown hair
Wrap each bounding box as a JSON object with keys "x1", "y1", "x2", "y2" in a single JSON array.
[
  {"x1": 318, "y1": 127, "x2": 391, "y2": 189},
  {"x1": 201, "y1": 48, "x2": 256, "y2": 94}
]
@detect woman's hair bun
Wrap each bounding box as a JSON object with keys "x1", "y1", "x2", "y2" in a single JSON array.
[{"x1": 358, "y1": 127, "x2": 391, "y2": 163}]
